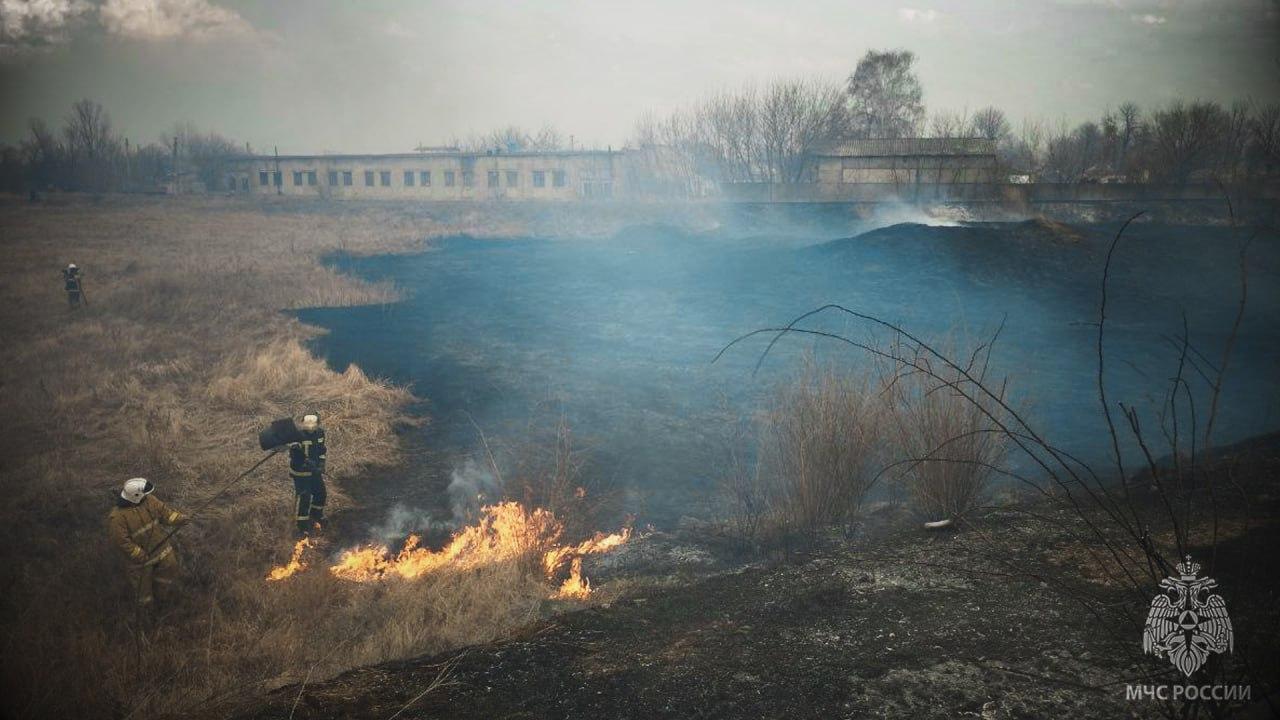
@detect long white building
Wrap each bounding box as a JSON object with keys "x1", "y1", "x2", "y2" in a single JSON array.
[
  {"x1": 221, "y1": 138, "x2": 1001, "y2": 202},
  {"x1": 226, "y1": 149, "x2": 623, "y2": 201}
]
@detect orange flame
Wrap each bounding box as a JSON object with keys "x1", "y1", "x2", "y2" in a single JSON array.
[
  {"x1": 554, "y1": 558, "x2": 591, "y2": 599},
  {"x1": 324, "y1": 501, "x2": 630, "y2": 598},
  {"x1": 267, "y1": 537, "x2": 311, "y2": 581},
  {"x1": 542, "y1": 526, "x2": 633, "y2": 577}
]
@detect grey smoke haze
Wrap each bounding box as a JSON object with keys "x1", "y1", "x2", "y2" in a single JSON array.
[
  {"x1": 1, "y1": 0, "x2": 1277, "y2": 152},
  {"x1": 447, "y1": 458, "x2": 501, "y2": 525},
  {"x1": 367, "y1": 459, "x2": 500, "y2": 542},
  {"x1": 369, "y1": 503, "x2": 448, "y2": 544}
]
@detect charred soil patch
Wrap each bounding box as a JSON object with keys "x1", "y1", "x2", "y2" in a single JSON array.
[{"x1": 233, "y1": 449, "x2": 1280, "y2": 720}]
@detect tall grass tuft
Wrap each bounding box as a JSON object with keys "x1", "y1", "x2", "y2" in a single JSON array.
[
  {"x1": 882, "y1": 346, "x2": 1009, "y2": 523},
  {"x1": 719, "y1": 340, "x2": 1012, "y2": 549},
  {"x1": 721, "y1": 359, "x2": 885, "y2": 548}
]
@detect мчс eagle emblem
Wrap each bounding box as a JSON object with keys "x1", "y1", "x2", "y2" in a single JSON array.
[{"x1": 1143, "y1": 555, "x2": 1233, "y2": 677}]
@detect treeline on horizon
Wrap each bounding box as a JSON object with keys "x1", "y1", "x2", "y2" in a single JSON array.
[
  {"x1": 2, "y1": 49, "x2": 1278, "y2": 195},
  {"x1": 631, "y1": 50, "x2": 1280, "y2": 188}
]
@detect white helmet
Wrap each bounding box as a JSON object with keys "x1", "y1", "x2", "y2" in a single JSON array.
[
  {"x1": 67, "y1": 263, "x2": 77, "y2": 270},
  {"x1": 121, "y1": 477, "x2": 153, "y2": 504},
  {"x1": 300, "y1": 413, "x2": 320, "y2": 432}
]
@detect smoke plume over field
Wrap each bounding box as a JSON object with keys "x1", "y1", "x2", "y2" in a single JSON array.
[{"x1": 299, "y1": 218, "x2": 1280, "y2": 527}]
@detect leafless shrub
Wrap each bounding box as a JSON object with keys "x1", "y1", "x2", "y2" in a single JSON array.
[
  {"x1": 715, "y1": 207, "x2": 1259, "y2": 712},
  {"x1": 719, "y1": 359, "x2": 884, "y2": 548},
  {"x1": 496, "y1": 410, "x2": 622, "y2": 541},
  {"x1": 758, "y1": 361, "x2": 884, "y2": 536},
  {"x1": 880, "y1": 342, "x2": 1010, "y2": 523},
  {"x1": 716, "y1": 410, "x2": 768, "y2": 549}
]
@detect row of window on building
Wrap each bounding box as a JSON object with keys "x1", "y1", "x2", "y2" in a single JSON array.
[{"x1": 255, "y1": 168, "x2": 568, "y2": 189}]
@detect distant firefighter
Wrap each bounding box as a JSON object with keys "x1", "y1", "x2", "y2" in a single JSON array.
[
  {"x1": 62, "y1": 263, "x2": 84, "y2": 309},
  {"x1": 107, "y1": 478, "x2": 187, "y2": 607},
  {"x1": 288, "y1": 413, "x2": 328, "y2": 535}
]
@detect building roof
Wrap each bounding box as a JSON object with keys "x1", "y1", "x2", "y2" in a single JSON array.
[{"x1": 811, "y1": 137, "x2": 997, "y2": 157}]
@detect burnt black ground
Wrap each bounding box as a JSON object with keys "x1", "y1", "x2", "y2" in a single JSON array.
[
  {"x1": 244, "y1": 218, "x2": 1280, "y2": 718},
  {"x1": 228, "y1": 447, "x2": 1280, "y2": 720},
  {"x1": 298, "y1": 220, "x2": 1280, "y2": 533}
]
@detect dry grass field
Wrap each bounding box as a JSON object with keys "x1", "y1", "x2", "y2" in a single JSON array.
[{"x1": 0, "y1": 194, "x2": 583, "y2": 719}]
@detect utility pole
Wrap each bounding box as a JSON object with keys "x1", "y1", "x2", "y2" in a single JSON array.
[
  {"x1": 171, "y1": 136, "x2": 179, "y2": 194},
  {"x1": 124, "y1": 138, "x2": 131, "y2": 187},
  {"x1": 274, "y1": 145, "x2": 282, "y2": 195}
]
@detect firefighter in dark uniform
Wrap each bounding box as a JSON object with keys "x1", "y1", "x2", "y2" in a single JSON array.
[
  {"x1": 62, "y1": 263, "x2": 83, "y2": 309},
  {"x1": 289, "y1": 413, "x2": 327, "y2": 535}
]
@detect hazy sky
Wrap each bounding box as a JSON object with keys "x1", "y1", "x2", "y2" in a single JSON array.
[{"x1": 1, "y1": 0, "x2": 1277, "y2": 154}]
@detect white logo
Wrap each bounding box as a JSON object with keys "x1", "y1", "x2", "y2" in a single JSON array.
[{"x1": 1143, "y1": 555, "x2": 1233, "y2": 677}]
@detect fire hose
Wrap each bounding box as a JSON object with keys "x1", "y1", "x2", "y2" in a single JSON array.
[
  {"x1": 150, "y1": 417, "x2": 304, "y2": 549},
  {"x1": 148, "y1": 447, "x2": 282, "y2": 551}
]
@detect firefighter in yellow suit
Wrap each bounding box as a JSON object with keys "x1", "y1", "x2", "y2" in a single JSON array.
[{"x1": 107, "y1": 477, "x2": 187, "y2": 606}]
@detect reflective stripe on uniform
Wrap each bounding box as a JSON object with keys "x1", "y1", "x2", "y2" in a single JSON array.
[
  {"x1": 131, "y1": 520, "x2": 158, "y2": 538},
  {"x1": 167, "y1": 511, "x2": 181, "y2": 523},
  {"x1": 144, "y1": 545, "x2": 173, "y2": 566}
]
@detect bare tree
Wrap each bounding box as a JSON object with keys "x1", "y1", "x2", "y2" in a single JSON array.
[
  {"x1": 927, "y1": 109, "x2": 969, "y2": 139},
  {"x1": 1117, "y1": 102, "x2": 1142, "y2": 168},
  {"x1": 1218, "y1": 100, "x2": 1252, "y2": 181},
  {"x1": 530, "y1": 125, "x2": 564, "y2": 151},
  {"x1": 22, "y1": 118, "x2": 62, "y2": 190},
  {"x1": 1246, "y1": 100, "x2": 1280, "y2": 173},
  {"x1": 845, "y1": 49, "x2": 925, "y2": 139},
  {"x1": 696, "y1": 87, "x2": 763, "y2": 182},
  {"x1": 999, "y1": 117, "x2": 1046, "y2": 175},
  {"x1": 62, "y1": 99, "x2": 119, "y2": 191},
  {"x1": 633, "y1": 78, "x2": 846, "y2": 188},
  {"x1": 0, "y1": 144, "x2": 23, "y2": 193},
  {"x1": 758, "y1": 79, "x2": 847, "y2": 182},
  {"x1": 1101, "y1": 110, "x2": 1120, "y2": 170},
  {"x1": 63, "y1": 99, "x2": 115, "y2": 161},
  {"x1": 1076, "y1": 120, "x2": 1103, "y2": 174},
  {"x1": 165, "y1": 122, "x2": 246, "y2": 191},
  {"x1": 1042, "y1": 119, "x2": 1095, "y2": 182},
  {"x1": 1146, "y1": 99, "x2": 1229, "y2": 183},
  {"x1": 464, "y1": 125, "x2": 565, "y2": 153},
  {"x1": 627, "y1": 111, "x2": 712, "y2": 197},
  {"x1": 970, "y1": 106, "x2": 1010, "y2": 142}
]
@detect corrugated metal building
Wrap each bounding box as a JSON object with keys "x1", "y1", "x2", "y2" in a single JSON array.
[{"x1": 807, "y1": 137, "x2": 999, "y2": 186}]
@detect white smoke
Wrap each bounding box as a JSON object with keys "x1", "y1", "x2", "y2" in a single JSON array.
[
  {"x1": 370, "y1": 503, "x2": 449, "y2": 544},
  {"x1": 447, "y1": 457, "x2": 501, "y2": 524},
  {"x1": 364, "y1": 458, "x2": 502, "y2": 544},
  {"x1": 860, "y1": 203, "x2": 969, "y2": 231}
]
